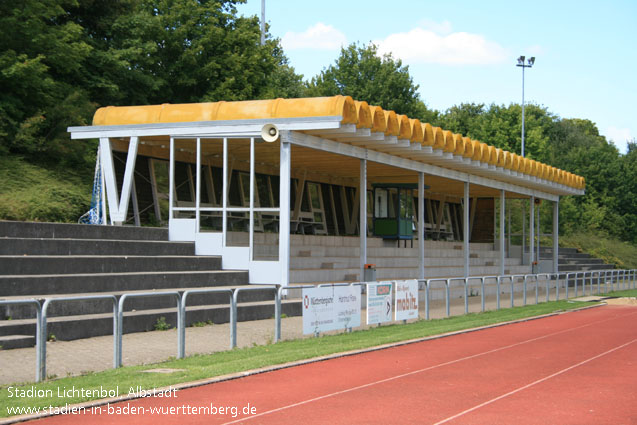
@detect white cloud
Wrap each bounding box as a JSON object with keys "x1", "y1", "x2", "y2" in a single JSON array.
[
  {"x1": 376, "y1": 26, "x2": 508, "y2": 65},
  {"x1": 604, "y1": 126, "x2": 633, "y2": 153},
  {"x1": 418, "y1": 18, "x2": 453, "y2": 35},
  {"x1": 281, "y1": 23, "x2": 347, "y2": 51}
]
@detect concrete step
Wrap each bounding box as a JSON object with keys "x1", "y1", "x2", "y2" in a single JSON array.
[
  {"x1": 0, "y1": 238, "x2": 195, "y2": 256},
  {"x1": 558, "y1": 258, "x2": 606, "y2": 265},
  {"x1": 0, "y1": 221, "x2": 167, "y2": 241},
  {"x1": 0, "y1": 255, "x2": 221, "y2": 275},
  {"x1": 0, "y1": 334, "x2": 35, "y2": 349},
  {"x1": 0, "y1": 284, "x2": 278, "y2": 320},
  {"x1": 0, "y1": 300, "x2": 301, "y2": 343},
  {"x1": 289, "y1": 264, "x2": 532, "y2": 283},
  {"x1": 558, "y1": 264, "x2": 615, "y2": 272},
  {"x1": 291, "y1": 256, "x2": 522, "y2": 270},
  {"x1": 0, "y1": 270, "x2": 248, "y2": 297}
]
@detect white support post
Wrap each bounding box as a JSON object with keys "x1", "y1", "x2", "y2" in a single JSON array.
[
  {"x1": 249, "y1": 137, "x2": 255, "y2": 261},
  {"x1": 222, "y1": 138, "x2": 228, "y2": 245},
  {"x1": 500, "y1": 189, "x2": 506, "y2": 276},
  {"x1": 418, "y1": 172, "x2": 425, "y2": 280},
  {"x1": 536, "y1": 203, "x2": 541, "y2": 266},
  {"x1": 553, "y1": 198, "x2": 559, "y2": 273},
  {"x1": 464, "y1": 182, "x2": 470, "y2": 278},
  {"x1": 169, "y1": 138, "x2": 174, "y2": 223},
  {"x1": 359, "y1": 158, "x2": 367, "y2": 281},
  {"x1": 195, "y1": 138, "x2": 201, "y2": 230},
  {"x1": 530, "y1": 196, "x2": 535, "y2": 268},
  {"x1": 279, "y1": 135, "x2": 291, "y2": 287},
  {"x1": 100, "y1": 136, "x2": 139, "y2": 225}
]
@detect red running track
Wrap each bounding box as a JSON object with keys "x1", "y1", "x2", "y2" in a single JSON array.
[{"x1": 32, "y1": 305, "x2": 637, "y2": 425}]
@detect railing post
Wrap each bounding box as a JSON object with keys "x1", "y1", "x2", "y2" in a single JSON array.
[
  {"x1": 425, "y1": 279, "x2": 430, "y2": 320},
  {"x1": 510, "y1": 276, "x2": 515, "y2": 308},
  {"x1": 464, "y1": 278, "x2": 469, "y2": 314},
  {"x1": 481, "y1": 277, "x2": 486, "y2": 312},
  {"x1": 445, "y1": 279, "x2": 450, "y2": 317},
  {"x1": 496, "y1": 276, "x2": 501, "y2": 310},
  {"x1": 523, "y1": 275, "x2": 528, "y2": 306}
]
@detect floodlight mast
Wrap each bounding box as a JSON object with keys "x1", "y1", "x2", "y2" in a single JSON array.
[
  {"x1": 260, "y1": 0, "x2": 265, "y2": 46},
  {"x1": 516, "y1": 56, "x2": 535, "y2": 157}
]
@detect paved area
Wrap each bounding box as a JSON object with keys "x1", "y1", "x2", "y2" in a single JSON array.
[{"x1": 0, "y1": 288, "x2": 595, "y2": 385}]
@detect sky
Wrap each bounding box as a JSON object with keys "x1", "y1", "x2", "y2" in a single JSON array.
[{"x1": 237, "y1": 0, "x2": 637, "y2": 153}]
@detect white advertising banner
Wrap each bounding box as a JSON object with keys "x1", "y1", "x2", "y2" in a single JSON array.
[
  {"x1": 395, "y1": 279, "x2": 419, "y2": 321},
  {"x1": 302, "y1": 286, "x2": 361, "y2": 334},
  {"x1": 366, "y1": 281, "x2": 393, "y2": 325}
]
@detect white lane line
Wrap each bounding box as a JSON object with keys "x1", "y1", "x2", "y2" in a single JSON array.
[
  {"x1": 432, "y1": 338, "x2": 637, "y2": 425},
  {"x1": 221, "y1": 310, "x2": 637, "y2": 425}
]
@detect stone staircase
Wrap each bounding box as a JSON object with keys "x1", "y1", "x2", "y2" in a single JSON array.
[
  {"x1": 288, "y1": 235, "x2": 530, "y2": 283},
  {"x1": 539, "y1": 247, "x2": 615, "y2": 272},
  {"x1": 0, "y1": 221, "x2": 300, "y2": 350}
]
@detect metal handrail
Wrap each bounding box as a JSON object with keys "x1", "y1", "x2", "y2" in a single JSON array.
[
  {"x1": 41, "y1": 295, "x2": 117, "y2": 381},
  {"x1": 466, "y1": 277, "x2": 484, "y2": 312},
  {"x1": 275, "y1": 285, "x2": 314, "y2": 342},
  {"x1": 180, "y1": 288, "x2": 234, "y2": 355},
  {"x1": 232, "y1": 286, "x2": 277, "y2": 348},
  {"x1": 117, "y1": 292, "x2": 181, "y2": 367},
  {"x1": 0, "y1": 299, "x2": 42, "y2": 382},
  {"x1": 448, "y1": 278, "x2": 468, "y2": 314}
]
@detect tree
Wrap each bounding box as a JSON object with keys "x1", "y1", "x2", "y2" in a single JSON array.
[
  {"x1": 0, "y1": 0, "x2": 305, "y2": 165},
  {"x1": 307, "y1": 43, "x2": 436, "y2": 121}
]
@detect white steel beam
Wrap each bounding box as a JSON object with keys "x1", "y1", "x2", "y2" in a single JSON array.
[
  {"x1": 464, "y1": 182, "x2": 470, "y2": 278},
  {"x1": 500, "y1": 189, "x2": 506, "y2": 276},
  {"x1": 360, "y1": 158, "x2": 367, "y2": 281},
  {"x1": 553, "y1": 198, "x2": 559, "y2": 273},
  {"x1": 99, "y1": 136, "x2": 139, "y2": 224},
  {"x1": 530, "y1": 197, "x2": 535, "y2": 269},
  {"x1": 279, "y1": 132, "x2": 292, "y2": 287},
  {"x1": 419, "y1": 172, "x2": 425, "y2": 280}
]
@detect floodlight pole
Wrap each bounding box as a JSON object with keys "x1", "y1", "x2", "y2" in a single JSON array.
[
  {"x1": 516, "y1": 56, "x2": 534, "y2": 157},
  {"x1": 260, "y1": 0, "x2": 265, "y2": 46}
]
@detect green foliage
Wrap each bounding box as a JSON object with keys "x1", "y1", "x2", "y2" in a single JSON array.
[
  {"x1": 0, "y1": 155, "x2": 92, "y2": 222},
  {"x1": 153, "y1": 316, "x2": 171, "y2": 331},
  {"x1": 561, "y1": 232, "x2": 637, "y2": 269},
  {"x1": 307, "y1": 43, "x2": 435, "y2": 121}
]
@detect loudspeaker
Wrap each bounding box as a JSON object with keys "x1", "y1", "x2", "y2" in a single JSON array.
[{"x1": 261, "y1": 124, "x2": 279, "y2": 142}]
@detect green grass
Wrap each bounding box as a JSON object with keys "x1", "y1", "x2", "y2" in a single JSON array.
[
  {"x1": 1, "y1": 299, "x2": 595, "y2": 417},
  {"x1": 0, "y1": 155, "x2": 91, "y2": 222},
  {"x1": 605, "y1": 289, "x2": 637, "y2": 297},
  {"x1": 561, "y1": 232, "x2": 637, "y2": 269}
]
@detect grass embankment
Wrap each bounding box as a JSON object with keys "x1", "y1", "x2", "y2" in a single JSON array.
[
  {"x1": 561, "y1": 232, "x2": 637, "y2": 269},
  {"x1": 605, "y1": 289, "x2": 637, "y2": 297},
  {"x1": 0, "y1": 155, "x2": 91, "y2": 222},
  {"x1": 1, "y1": 300, "x2": 596, "y2": 417}
]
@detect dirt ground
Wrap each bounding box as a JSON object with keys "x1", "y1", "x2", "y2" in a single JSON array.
[{"x1": 605, "y1": 297, "x2": 637, "y2": 305}]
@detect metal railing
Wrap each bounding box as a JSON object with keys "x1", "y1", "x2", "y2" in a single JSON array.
[
  {"x1": 0, "y1": 299, "x2": 42, "y2": 382},
  {"x1": 40, "y1": 295, "x2": 117, "y2": 382},
  {"x1": 117, "y1": 292, "x2": 181, "y2": 367},
  {"x1": 3, "y1": 268, "x2": 635, "y2": 383}
]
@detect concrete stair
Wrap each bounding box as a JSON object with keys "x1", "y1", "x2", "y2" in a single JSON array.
[
  {"x1": 540, "y1": 247, "x2": 615, "y2": 272},
  {"x1": 0, "y1": 221, "x2": 299, "y2": 349},
  {"x1": 288, "y1": 235, "x2": 530, "y2": 283}
]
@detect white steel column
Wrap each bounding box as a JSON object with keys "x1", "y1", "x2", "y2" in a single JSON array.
[
  {"x1": 195, "y1": 138, "x2": 201, "y2": 230},
  {"x1": 360, "y1": 158, "x2": 367, "y2": 281},
  {"x1": 464, "y1": 182, "x2": 470, "y2": 278},
  {"x1": 279, "y1": 137, "x2": 291, "y2": 287},
  {"x1": 553, "y1": 198, "x2": 559, "y2": 273},
  {"x1": 530, "y1": 197, "x2": 535, "y2": 269},
  {"x1": 100, "y1": 136, "x2": 138, "y2": 225},
  {"x1": 500, "y1": 189, "x2": 506, "y2": 276},
  {"x1": 418, "y1": 172, "x2": 425, "y2": 280},
  {"x1": 169, "y1": 137, "x2": 174, "y2": 224}
]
